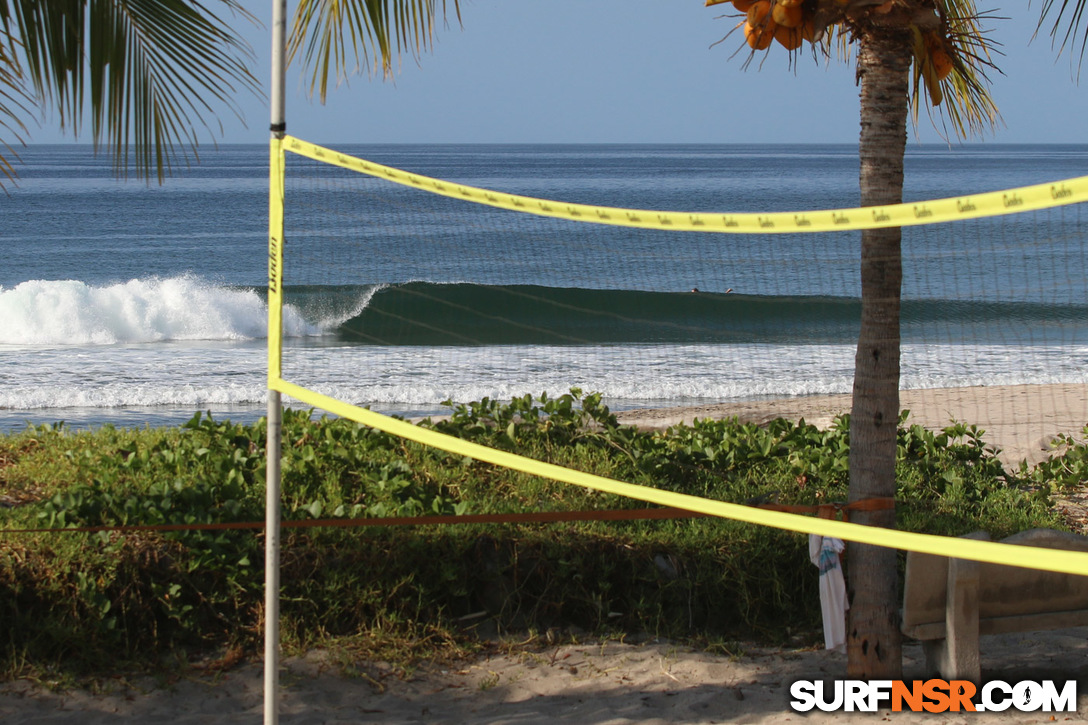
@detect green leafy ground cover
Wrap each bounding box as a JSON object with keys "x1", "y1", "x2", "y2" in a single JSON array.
[{"x1": 0, "y1": 390, "x2": 1076, "y2": 682}]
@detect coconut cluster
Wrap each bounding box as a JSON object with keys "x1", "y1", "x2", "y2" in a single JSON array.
[
  {"x1": 706, "y1": 0, "x2": 815, "y2": 51},
  {"x1": 707, "y1": 0, "x2": 954, "y2": 82}
]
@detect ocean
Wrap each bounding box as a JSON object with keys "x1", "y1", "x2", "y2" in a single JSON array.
[{"x1": 2, "y1": 142, "x2": 1086, "y2": 431}]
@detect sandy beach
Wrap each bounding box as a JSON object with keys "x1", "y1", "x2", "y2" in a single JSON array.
[
  {"x1": 3, "y1": 631, "x2": 1088, "y2": 723},
  {"x1": 617, "y1": 383, "x2": 1088, "y2": 470},
  {"x1": 4, "y1": 383, "x2": 1088, "y2": 723}
]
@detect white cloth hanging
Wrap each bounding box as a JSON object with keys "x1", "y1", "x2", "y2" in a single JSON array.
[{"x1": 809, "y1": 534, "x2": 848, "y2": 653}]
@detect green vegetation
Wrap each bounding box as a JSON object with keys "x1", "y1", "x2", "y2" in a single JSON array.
[{"x1": 0, "y1": 390, "x2": 1072, "y2": 683}]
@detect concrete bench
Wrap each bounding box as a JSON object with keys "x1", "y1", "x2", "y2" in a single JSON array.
[{"x1": 901, "y1": 528, "x2": 1088, "y2": 681}]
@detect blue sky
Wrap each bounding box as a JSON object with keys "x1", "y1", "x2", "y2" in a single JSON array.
[{"x1": 25, "y1": 1, "x2": 1088, "y2": 146}]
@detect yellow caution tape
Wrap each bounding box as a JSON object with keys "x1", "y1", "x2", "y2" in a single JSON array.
[
  {"x1": 272, "y1": 378, "x2": 1088, "y2": 578},
  {"x1": 269, "y1": 136, "x2": 1088, "y2": 575},
  {"x1": 268, "y1": 138, "x2": 286, "y2": 383},
  {"x1": 283, "y1": 135, "x2": 1088, "y2": 234}
]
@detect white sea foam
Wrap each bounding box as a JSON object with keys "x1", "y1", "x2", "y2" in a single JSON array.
[
  {"x1": 0, "y1": 277, "x2": 317, "y2": 345},
  {"x1": 1, "y1": 338, "x2": 1084, "y2": 430},
  {"x1": 281, "y1": 343, "x2": 1088, "y2": 410},
  {"x1": 0, "y1": 382, "x2": 268, "y2": 410}
]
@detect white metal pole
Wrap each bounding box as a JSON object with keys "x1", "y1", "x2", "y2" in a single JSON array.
[
  {"x1": 264, "y1": 390, "x2": 283, "y2": 725},
  {"x1": 265, "y1": 1, "x2": 287, "y2": 724},
  {"x1": 270, "y1": 0, "x2": 287, "y2": 139}
]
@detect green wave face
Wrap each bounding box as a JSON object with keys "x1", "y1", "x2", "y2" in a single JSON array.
[{"x1": 279, "y1": 283, "x2": 1086, "y2": 347}]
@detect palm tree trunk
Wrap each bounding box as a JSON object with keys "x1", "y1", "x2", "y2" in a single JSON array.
[{"x1": 846, "y1": 24, "x2": 911, "y2": 679}]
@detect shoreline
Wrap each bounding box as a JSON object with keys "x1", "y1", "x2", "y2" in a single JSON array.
[{"x1": 6, "y1": 383, "x2": 1085, "y2": 470}]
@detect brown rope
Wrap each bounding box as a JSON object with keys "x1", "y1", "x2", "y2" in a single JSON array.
[{"x1": 756, "y1": 497, "x2": 896, "y2": 522}]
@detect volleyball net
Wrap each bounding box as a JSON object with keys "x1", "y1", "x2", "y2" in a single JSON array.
[{"x1": 267, "y1": 135, "x2": 1088, "y2": 575}]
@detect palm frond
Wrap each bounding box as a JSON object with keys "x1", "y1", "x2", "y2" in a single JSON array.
[
  {"x1": 822, "y1": 1, "x2": 1001, "y2": 140},
  {"x1": 1, "y1": 0, "x2": 260, "y2": 182},
  {"x1": 0, "y1": 24, "x2": 33, "y2": 186},
  {"x1": 911, "y1": 4, "x2": 1003, "y2": 139},
  {"x1": 0, "y1": 2, "x2": 84, "y2": 129},
  {"x1": 289, "y1": 0, "x2": 460, "y2": 102},
  {"x1": 1035, "y1": 0, "x2": 1088, "y2": 72}
]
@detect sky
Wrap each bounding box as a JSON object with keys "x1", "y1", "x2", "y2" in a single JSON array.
[{"x1": 22, "y1": 1, "x2": 1088, "y2": 146}]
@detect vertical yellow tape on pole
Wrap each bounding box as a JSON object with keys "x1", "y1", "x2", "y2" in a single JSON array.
[{"x1": 268, "y1": 138, "x2": 285, "y2": 384}]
